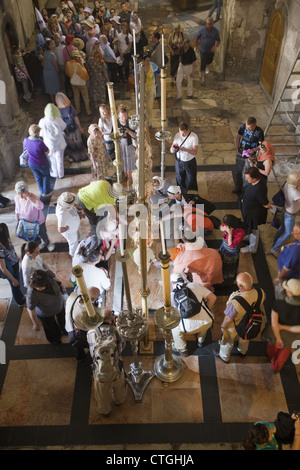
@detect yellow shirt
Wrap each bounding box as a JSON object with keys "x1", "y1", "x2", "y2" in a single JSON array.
[{"x1": 78, "y1": 181, "x2": 115, "y2": 213}]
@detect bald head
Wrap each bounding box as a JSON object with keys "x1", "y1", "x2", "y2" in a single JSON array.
[
  {"x1": 88, "y1": 287, "x2": 101, "y2": 302},
  {"x1": 236, "y1": 272, "x2": 253, "y2": 291}
]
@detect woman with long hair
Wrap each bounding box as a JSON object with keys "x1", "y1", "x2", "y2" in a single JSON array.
[
  {"x1": 0, "y1": 223, "x2": 26, "y2": 307},
  {"x1": 98, "y1": 104, "x2": 115, "y2": 161},
  {"x1": 117, "y1": 21, "x2": 133, "y2": 82}
]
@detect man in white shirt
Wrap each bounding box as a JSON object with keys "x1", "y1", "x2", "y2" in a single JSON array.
[{"x1": 170, "y1": 122, "x2": 199, "y2": 193}]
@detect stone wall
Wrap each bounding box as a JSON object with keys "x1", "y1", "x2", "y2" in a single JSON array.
[
  {"x1": 218, "y1": 0, "x2": 276, "y2": 81},
  {"x1": 0, "y1": 0, "x2": 34, "y2": 186}
]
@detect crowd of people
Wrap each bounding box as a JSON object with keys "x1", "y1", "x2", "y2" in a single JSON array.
[{"x1": 2, "y1": 1, "x2": 300, "y2": 444}]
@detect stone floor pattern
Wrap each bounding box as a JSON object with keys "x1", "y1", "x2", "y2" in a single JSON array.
[{"x1": 0, "y1": 1, "x2": 299, "y2": 451}]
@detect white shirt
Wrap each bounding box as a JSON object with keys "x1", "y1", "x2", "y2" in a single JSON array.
[
  {"x1": 284, "y1": 183, "x2": 300, "y2": 215},
  {"x1": 71, "y1": 262, "x2": 111, "y2": 294},
  {"x1": 130, "y1": 19, "x2": 142, "y2": 42},
  {"x1": 56, "y1": 204, "x2": 80, "y2": 233},
  {"x1": 117, "y1": 32, "x2": 133, "y2": 54},
  {"x1": 22, "y1": 254, "x2": 46, "y2": 289},
  {"x1": 98, "y1": 117, "x2": 113, "y2": 142},
  {"x1": 172, "y1": 131, "x2": 198, "y2": 162}
]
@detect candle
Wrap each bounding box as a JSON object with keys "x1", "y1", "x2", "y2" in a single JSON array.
[
  {"x1": 162, "y1": 33, "x2": 165, "y2": 67},
  {"x1": 133, "y1": 28, "x2": 136, "y2": 56},
  {"x1": 107, "y1": 82, "x2": 118, "y2": 137},
  {"x1": 160, "y1": 221, "x2": 166, "y2": 255}
]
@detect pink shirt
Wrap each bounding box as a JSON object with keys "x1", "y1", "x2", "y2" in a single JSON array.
[{"x1": 15, "y1": 195, "x2": 45, "y2": 224}]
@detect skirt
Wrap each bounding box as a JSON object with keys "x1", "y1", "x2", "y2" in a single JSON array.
[
  {"x1": 120, "y1": 139, "x2": 136, "y2": 173},
  {"x1": 219, "y1": 240, "x2": 240, "y2": 284}
]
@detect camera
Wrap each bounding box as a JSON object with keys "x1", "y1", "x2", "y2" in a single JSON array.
[{"x1": 173, "y1": 144, "x2": 179, "y2": 151}]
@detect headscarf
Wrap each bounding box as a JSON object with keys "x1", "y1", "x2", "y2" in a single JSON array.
[
  {"x1": 44, "y1": 103, "x2": 61, "y2": 119},
  {"x1": 257, "y1": 141, "x2": 275, "y2": 163},
  {"x1": 88, "y1": 123, "x2": 101, "y2": 135},
  {"x1": 99, "y1": 35, "x2": 117, "y2": 60}
]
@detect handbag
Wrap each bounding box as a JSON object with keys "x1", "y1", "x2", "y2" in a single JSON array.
[
  {"x1": 19, "y1": 149, "x2": 28, "y2": 167},
  {"x1": 272, "y1": 182, "x2": 286, "y2": 207},
  {"x1": 70, "y1": 64, "x2": 86, "y2": 87},
  {"x1": 271, "y1": 208, "x2": 283, "y2": 229},
  {"x1": 16, "y1": 217, "x2": 40, "y2": 242},
  {"x1": 14, "y1": 66, "x2": 27, "y2": 82}
]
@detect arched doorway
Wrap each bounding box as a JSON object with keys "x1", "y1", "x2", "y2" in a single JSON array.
[{"x1": 260, "y1": 9, "x2": 284, "y2": 96}]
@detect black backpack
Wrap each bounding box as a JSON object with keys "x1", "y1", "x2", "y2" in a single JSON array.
[
  {"x1": 233, "y1": 288, "x2": 264, "y2": 340},
  {"x1": 173, "y1": 284, "x2": 202, "y2": 320}
]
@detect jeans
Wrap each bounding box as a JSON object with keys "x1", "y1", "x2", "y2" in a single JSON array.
[
  {"x1": 8, "y1": 262, "x2": 26, "y2": 306},
  {"x1": 208, "y1": 0, "x2": 223, "y2": 20},
  {"x1": 28, "y1": 162, "x2": 51, "y2": 196},
  {"x1": 175, "y1": 157, "x2": 198, "y2": 192},
  {"x1": 272, "y1": 211, "x2": 295, "y2": 252}
]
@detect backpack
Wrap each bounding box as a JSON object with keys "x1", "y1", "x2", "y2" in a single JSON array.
[
  {"x1": 92, "y1": 325, "x2": 120, "y2": 383},
  {"x1": 173, "y1": 283, "x2": 202, "y2": 319},
  {"x1": 233, "y1": 288, "x2": 264, "y2": 340}
]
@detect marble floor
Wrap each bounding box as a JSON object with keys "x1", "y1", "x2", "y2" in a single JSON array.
[{"x1": 0, "y1": 1, "x2": 299, "y2": 452}]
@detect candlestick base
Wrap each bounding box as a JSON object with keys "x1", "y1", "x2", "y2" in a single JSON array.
[
  {"x1": 154, "y1": 353, "x2": 185, "y2": 384},
  {"x1": 155, "y1": 130, "x2": 172, "y2": 142},
  {"x1": 81, "y1": 310, "x2": 103, "y2": 329}
]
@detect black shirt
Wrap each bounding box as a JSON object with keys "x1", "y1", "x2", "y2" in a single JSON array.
[
  {"x1": 273, "y1": 299, "x2": 300, "y2": 326},
  {"x1": 180, "y1": 47, "x2": 196, "y2": 66}
]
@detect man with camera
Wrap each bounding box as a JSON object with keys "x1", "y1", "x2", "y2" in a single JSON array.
[
  {"x1": 170, "y1": 121, "x2": 199, "y2": 193},
  {"x1": 233, "y1": 116, "x2": 264, "y2": 196}
]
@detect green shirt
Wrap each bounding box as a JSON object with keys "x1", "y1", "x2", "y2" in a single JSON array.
[
  {"x1": 78, "y1": 180, "x2": 115, "y2": 213},
  {"x1": 255, "y1": 422, "x2": 279, "y2": 450}
]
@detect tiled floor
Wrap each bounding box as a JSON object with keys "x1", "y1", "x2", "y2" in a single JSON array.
[{"x1": 0, "y1": 1, "x2": 299, "y2": 451}]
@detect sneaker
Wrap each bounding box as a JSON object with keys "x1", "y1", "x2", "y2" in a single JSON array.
[
  {"x1": 171, "y1": 342, "x2": 189, "y2": 357},
  {"x1": 267, "y1": 249, "x2": 278, "y2": 259},
  {"x1": 205, "y1": 69, "x2": 210, "y2": 75},
  {"x1": 240, "y1": 246, "x2": 256, "y2": 254},
  {"x1": 200, "y1": 76, "x2": 205, "y2": 85},
  {"x1": 47, "y1": 243, "x2": 55, "y2": 252},
  {"x1": 212, "y1": 347, "x2": 229, "y2": 364}
]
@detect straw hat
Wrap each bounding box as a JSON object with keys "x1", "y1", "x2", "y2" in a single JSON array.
[
  {"x1": 72, "y1": 38, "x2": 85, "y2": 51},
  {"x1": 282, "y1": 279, "x2": 300, "y2": 296},
  {"x1": 57, "y1": 192, "x2": 76, "y2": 209},
  {"x1": 71, "y1": 49, "x2": 82, "y2": 59},
  {"x1": 82, "y1": 17, "x2": 95, "y2": 29},
  {"x1": 108, "y1": 183, "x2": 124, "y2": 199}
]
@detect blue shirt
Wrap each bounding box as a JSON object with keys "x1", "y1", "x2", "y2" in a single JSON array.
[
  {"x1": 238, "y1": 124, "x2": 264, "y2": 150},
  {"x1": 277, "y1": 241, "x2": 300, "y2": 279},
  {"x1": 196, "y1": 26, "x2": 220, "y2": 53}
]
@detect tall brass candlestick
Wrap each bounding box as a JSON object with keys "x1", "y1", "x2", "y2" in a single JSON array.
[
  {"x1": 154, "y1": 245, "x2": 185, "y2": 384},
  {"x1": 71, "y1": 265, "x2": 103, "y2": 327},
  {"x1": 155, "y1": 64, "x2": 171, "y2": 179},
  {"x1": 107, "y1": 82, "x2": 123, "y2": 184},
  {"x1": 138, "y1": 64, "x2": 151, "y2": 354}
]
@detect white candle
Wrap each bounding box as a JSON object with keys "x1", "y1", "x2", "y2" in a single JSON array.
[
  {"x1": 162, "y1": 33, "x2": 165, "y2": 67},
  {"x1": 160, "y1": 221, "x2": 166, "y2": 255},
  {"x1": 133, "y1": 28, "x2": 136, "y2": 56}
]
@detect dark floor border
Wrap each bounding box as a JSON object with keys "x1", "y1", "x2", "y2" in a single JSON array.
[{"x1": 1, "y1": 166, "x2": 299, "y2": 447}]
